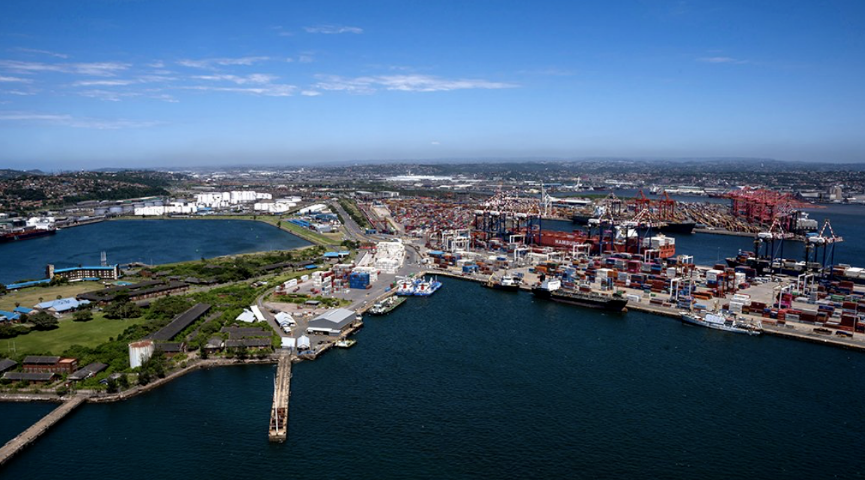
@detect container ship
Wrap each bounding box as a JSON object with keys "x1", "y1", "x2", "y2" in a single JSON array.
[
  {"x1": 531, "y1": 277, "x2": 628, "y2": 312},
  {"x1": 572, "y1": 214, "x2": 696, "y2": 235},
  {"x1": 0, "y1": 225, "x2": 57, "y2": 243},
  {"x1": 680, "y1": 312, "x2": 761, "y2": 336}
]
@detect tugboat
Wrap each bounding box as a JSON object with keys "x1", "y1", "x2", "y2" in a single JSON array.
[
  {"x1": 483, "y1": 272, "x2": 522, "y2": 292},
  {"x1": 531, "y1": 275, "x2": 628, "y2": 312},
  {"x1": 368, "y1": 295, "x2": 407, "y2": 315}
]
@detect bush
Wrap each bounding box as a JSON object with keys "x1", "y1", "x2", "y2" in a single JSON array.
[
  {"x1": 29, "y1": 312, "x2": 59, "y2": 331},
  {"x1": 73, "y1": 310, "x2": 94, "y2": 322}
]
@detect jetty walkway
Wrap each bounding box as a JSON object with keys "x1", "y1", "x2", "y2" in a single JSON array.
[
  {"x1": 269, "y1": 353, "x2": 292, "y2": 442},
  {"x1": 0, "y1": 394, "x2": 88, "y2": 466}
]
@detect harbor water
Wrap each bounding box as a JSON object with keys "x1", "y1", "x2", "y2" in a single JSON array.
[
  {"x1": 3, "y1": 278, "x2": 864, "y2": 479},
  {"x1": 0, "y1": 219, "x2": 310, "y2": 284}
]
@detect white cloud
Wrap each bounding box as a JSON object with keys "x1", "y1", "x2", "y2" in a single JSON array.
[
  {"x1": 697, "y1": 56, "x2": 748, "y2": 64},
  {"x1": 0, "y1": 111, "x2": 159, "y2": 129},
  {"x1": 0, "y1": 75, "x2": 32, "y2": 83},
  {"x1": 0, "y1": 60, "x2": 130, "y2": 76},
  {"x1": 77, "y1": 89, "x2": 141, "y2": 102},
  {"x1": 2, "y1": 90, "x2": 36, "y2": 96},
  {"x1": 300, "y1": 90, "x2": 321, "y2": 96},
  {"x1": 304, "y1": 25, "x2": 363, "y2": 34},
  {"x1": 314, "y1": 74, "x2": 518, "y2": 93},
  {"x1": 148, "y1": 60, "x2": 165, "y2": 68},
  {"x1": 176, "y1": 56, "x2": 271, "y2": 69},
  {"x1": 183, "y1": 84, "x2": 296, "y2": 97},
  {"x1": 431, "y1": 141, "x2": 441, "y2": 145},
  {"x1": 298, "y1": 55, "x2": 314, "y2": 63},
  {"x1": 73, "y1": 79, "x2": 135, "y2": 87},
  {"x1": 193, "y1": 73, "x2": 277, "y2": 85},
  {"x1": 9, "y1": 47, "x2": 69, "y2": 59}
]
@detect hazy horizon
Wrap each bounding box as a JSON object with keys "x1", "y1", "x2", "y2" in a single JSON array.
[{"x1": 1, "y1": 1, "x2": 864, "y2": 169}]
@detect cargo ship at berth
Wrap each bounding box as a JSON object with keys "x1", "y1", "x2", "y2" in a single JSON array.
[
  {"x1": 395, "y1": 276, "x2": 442, "y2": 296},
  {"x1": 571, "y1": 214, "x2": 696, "y2": 235},
  {"x1": 680, "y1": 312, "x2": 761, "y2": 336},
  {"x1": 531, "y1": 277, "x2": 628, "y2": 312},
  {"x1": 0, "y1": 226, "x2": 57, "y2": 243}
]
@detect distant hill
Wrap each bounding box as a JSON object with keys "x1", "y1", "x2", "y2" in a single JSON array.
[{"x1": 0, "y1": 169, "x2": 45, "y2": 179}]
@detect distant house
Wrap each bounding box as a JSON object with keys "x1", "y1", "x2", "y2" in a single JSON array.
[
  {"x1": 47, "y1": 264, "x2": 120, "y2": 282},
  {"x1": 0, "y1": 310, "x2": 21, "y2": 322},
  {"x1": 34, "y1": 298, "x2": 90, "y2": 314},
  {"x1": 204, "y1": 337, "x2": 224, "y2": 352},
  {"x1": 156, "y1": 342, "x2": 186, "y2": 357}
]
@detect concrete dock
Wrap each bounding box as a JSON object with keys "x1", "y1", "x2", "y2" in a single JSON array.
[
  {"x1": 0, "y1": 395, "x2": 88, "y2": 466},
  {"x1": 268, "y1": 354, "x2": 291, "y2": 443}
]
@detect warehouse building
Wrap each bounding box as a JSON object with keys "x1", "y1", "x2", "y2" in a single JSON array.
[
  {"x1": 22, "y1": 356, "x2": 78, "y2": 374},
  {"x1": 47, "y1": 264, "x2": 121, "y2": 282},
  {"x1": 307, "y1": 308, "x2": 357, "y2": 336}
]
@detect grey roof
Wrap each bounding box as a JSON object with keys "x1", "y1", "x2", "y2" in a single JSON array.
[
  {"x1": 3, "y1": 372, "x2": 56, "y2": 382},
  {"x1": 308, "y1": 308, "x2": 356, "y2": 332},
  {"x1": 221, "y1": 327, "x2": 270, "y2": 338},
  {"x1": 78, "y1": 280, "x2": 188, "y2": 303},
  {"x1": 225, "y1": 338, "x2": 272, "y2": 348},
  {"x1": 147, "y1": 303, "x2": 211, "y2": 341},
  {"x1": 68, "y1": 362, "x2": 108, "y2": 381},
  {"x1": 204, "y1": 337, "x2": 224, "y2": 349},
  {"x1": 0, "y1": 358, "x2": 17, "y2": 373},
  {"x1": 156, "y1": 342, "x2": 185, "y2": 353},
  {"x1": 23, "y1": 355, "x2": 60, "y2": 365}
]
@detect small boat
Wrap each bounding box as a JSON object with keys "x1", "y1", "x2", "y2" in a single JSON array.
[
  {"x1": 369, "y1": 295, "x2": 407, "y2": 315},
  {"x1": 335, "y1": 339, "x2": 357, "y2": 348}
]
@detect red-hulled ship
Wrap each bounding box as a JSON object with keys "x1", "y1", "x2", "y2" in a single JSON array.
[{"x1": 0, "y1": 226, "x2": 57, "y2": 243}]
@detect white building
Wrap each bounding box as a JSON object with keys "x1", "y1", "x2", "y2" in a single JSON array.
[
  {"x1": 129, "y1": 340, "x2": 155, "y2": 369},
  {"x1": 134, "y1": 201, "x2": 197, "y2": 216},
  {"x1": 194, "y1": 191, "x2": 273, "y2": 209},
  {"x1": 298, "y1": 204, "x2": 328, "y2": 215}
]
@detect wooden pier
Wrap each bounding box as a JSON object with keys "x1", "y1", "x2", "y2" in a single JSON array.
[
  {"x1": 268, "y1": 353, "x2": 291, "y2": 443},
  {"x1": 0, "y1": 395, "x2": 87, "y2": 466}
]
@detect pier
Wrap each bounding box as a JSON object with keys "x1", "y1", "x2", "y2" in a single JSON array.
[
  {"x1": 0, "y1": 395, "x2": 88, "y2": 466},
  {"x1": 269, "y1": 353, "x2": 291, "y2": 442}
]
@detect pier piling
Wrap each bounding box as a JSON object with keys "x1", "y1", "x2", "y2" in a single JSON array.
[{"x1": 269, "y1": 353, "x2": 291, "y2": 443}]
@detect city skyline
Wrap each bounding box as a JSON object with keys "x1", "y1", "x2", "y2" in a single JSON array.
[{"x1": 1, "y1": 0, "x2": 864, "y2": 169}]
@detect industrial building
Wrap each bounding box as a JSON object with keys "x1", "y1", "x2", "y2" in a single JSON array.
[
  {"x1": 0, "y1": 358, "x2": 17, "y2": 374},
  {"x1": 128, "y1": 340, "x2": 155, "y2": 369},
  {"x1": 22, "y1": 356, "x2": 78, "y2": 374},
  {"x1": 307, "y1": 308, "x2": 357, "y2": 336}
]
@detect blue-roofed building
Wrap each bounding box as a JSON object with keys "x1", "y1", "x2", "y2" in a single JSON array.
[
  {"x1": 34, "y1": 298, "x2": 91, "y2": 314},
  {"x1": 0, "y1": 310, "x2": 21, "y2": 322},
  {"x1": 14, "y1": 306, "x2": 33, "y2": 314},
  {"x1": 47, "y1": 264, "x2": 120, "y2": 282}
]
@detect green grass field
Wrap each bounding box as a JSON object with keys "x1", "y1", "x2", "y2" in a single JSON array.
[
  {"x1": 0, "y1": 281, "x2": 104, "y2": 312},
  {"x1": 1, "y1": 313, "x2": 146, "y2": 355}
]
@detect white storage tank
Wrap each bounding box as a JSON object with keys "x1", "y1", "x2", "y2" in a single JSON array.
[{"x1": 128, "y1": 340, "x2": 155, "y2": 369}]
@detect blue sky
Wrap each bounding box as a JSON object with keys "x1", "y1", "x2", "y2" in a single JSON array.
[{"x1": 0, "y1": 0, "x2": 864, "y2": 169}]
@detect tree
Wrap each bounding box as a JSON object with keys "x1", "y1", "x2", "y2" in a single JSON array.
[
  {"x1": 29, "y1": 311, "x2": 59, "y2": 330},
  {"x1": 0, "y1": 284, "x2": 6, "y2": 296},
  {"x1": 146, "y1": 296, "x2": 192, "y2": 321},
  {"x1": 73, "y1": 310, "x2": 94, "y2": 322},
  {"x1": 104, "y1": 299, "x2": 141, "y2": 319}
]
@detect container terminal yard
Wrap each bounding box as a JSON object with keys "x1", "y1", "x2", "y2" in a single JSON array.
[{"x1": 2, "y1": 187, "x2": 864, "y2": 464}]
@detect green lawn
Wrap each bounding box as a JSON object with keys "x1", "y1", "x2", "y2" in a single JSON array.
[{"x1": 2, "y1": 313, "x2": 146, "y2": 355}]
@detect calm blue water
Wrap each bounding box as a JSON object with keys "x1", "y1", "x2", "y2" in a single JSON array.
[
  {"x1": 3, "y1": 280, "x2": 864, "y2": 479},
  {"x1": 0, "y1": 220, "x2": 310, "y2": 284}
]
